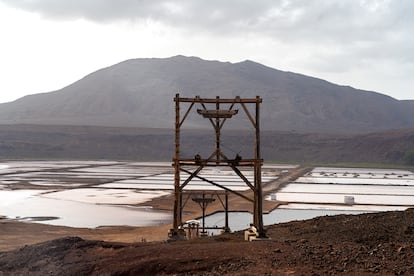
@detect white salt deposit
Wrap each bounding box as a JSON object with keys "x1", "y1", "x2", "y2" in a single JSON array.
[
  {"x1": 42, "y1": 188, "x2": 170, "y2": 204},
  {"x1": 279, "y1": 183, "x2": 414, "y2": 195},
  {"x1": 269, "y1": 167, "x2": 414, "y2": 211},
  {"x1": 2, "y1": 195, "x2": 171, "y2": 228},
  {"x1": 295, "y1": 177, "x2": 414, "y2": 186}
]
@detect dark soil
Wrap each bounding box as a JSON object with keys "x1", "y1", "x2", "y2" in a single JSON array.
[{"x1": 1, "y1": 209, "x2": 414, "y2": 275}]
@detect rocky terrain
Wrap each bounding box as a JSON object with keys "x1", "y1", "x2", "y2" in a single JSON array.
[{"x1": 1, "y1": 209, "x2": 414, "y2": 275}]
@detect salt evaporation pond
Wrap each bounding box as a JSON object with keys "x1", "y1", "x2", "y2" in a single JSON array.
[
  {"x1": 0, "y1": 190, "x2": 171, "y2": 228},
  {"x1": 201, "y1": 167, "x2": 414, "y2": 234},
  {"x1": 0, "y1": 161, "x2": 281, "y2": 228},
  {"x1": 0, "y1": 161, "x2": 177, "y2": 228},
  {"x1": 2, "y1": 162, "x2": 412, "y2": 230},
  {"x1": 257, "y1": 167, "x2": 413, "y2": 228}
]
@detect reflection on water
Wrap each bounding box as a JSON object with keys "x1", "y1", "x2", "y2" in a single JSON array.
[
  {"x1": 2, "y1": 162, "x2": 412, "y2": 231},
  {"x1": 42, "y1": 188, "x2": 169, "y2": 205},
  {"x1": 0, "y1": 190, "x2": 171, "y2": 228},
  {"x1": 16, "y1": 216, "x2": 60, "y2": 222},
  {"x1": 0, "y1": 160, "x2": 283, "y2": 228},
  {"x1": 202, "y1": 209, "x2": 367, "y2": 234}
]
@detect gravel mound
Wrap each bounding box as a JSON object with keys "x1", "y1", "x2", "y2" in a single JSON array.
[{"x1": 1, "y1": 209, "x2": 414, "y2": 275}]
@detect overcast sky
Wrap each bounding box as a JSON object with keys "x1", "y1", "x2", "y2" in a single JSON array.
[{"x1": 0, "y1": 0, "x2": 413, "y2": 103}]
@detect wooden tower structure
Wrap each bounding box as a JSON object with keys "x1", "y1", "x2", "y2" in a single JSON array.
[{"x1": 170, "y1": 94, "x2": 265, "y2": 239}]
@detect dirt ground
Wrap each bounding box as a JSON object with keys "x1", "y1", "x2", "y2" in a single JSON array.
[{"x1": 0, "y1": 209, "x2": 414, "y2": 275}]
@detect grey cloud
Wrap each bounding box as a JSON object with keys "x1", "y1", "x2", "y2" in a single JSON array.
[
  {"x1": 2, "y1": 0, "x2": 414, "y2": 75},
  {"x1": 0, "y1": 0, "x2": 275, "y2": 24},
  {"x1": 2, "y1": 0, "x2": 413, "y2": 42},
  {"x1": 0, "y1": 0, "x2": 178, "y2": 22}
]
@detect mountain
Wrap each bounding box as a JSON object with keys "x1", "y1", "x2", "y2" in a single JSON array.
[{"x1": 0, "y1": 55, "x2": 413, "y2": 133}]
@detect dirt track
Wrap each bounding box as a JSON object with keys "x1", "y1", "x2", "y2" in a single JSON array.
[{"x1": 1, "y1": 209, "x2": 414, "y2": 275}]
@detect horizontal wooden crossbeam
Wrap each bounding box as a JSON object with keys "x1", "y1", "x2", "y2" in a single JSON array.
[{"x1": 175, "y1": 95, "x2": 262, "y2": 104}]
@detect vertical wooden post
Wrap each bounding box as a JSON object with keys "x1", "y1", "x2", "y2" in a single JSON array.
[
  {"x1": 256, "y1": 96, "x2": 266, "y2": 237},
  {"x1": 201, "y1": 193, "x2": 206, "y2": 235},
  {"x1": 215, "y1": 96, "x2": 220, "y2": 164},
  {"x1": 254, "y1": 96, "x2": 265, "y2": 237},
  {"x1": 173, "y1": 93, "x2": 181, "y2": 231},
  {"x1": 224, "y1": 191, "x2": 230, "y2": 232}
]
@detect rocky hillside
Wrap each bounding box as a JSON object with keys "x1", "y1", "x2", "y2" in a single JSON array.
[
  {"x1": 0, "y1": 56, "x2": 413, "y2": 133},
  {"x1": 1, "y1": 124, "x2": 413, "y2": 165},
  {"x1": 1, "y1": 209, "x2": 414, "y2": 275}
]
